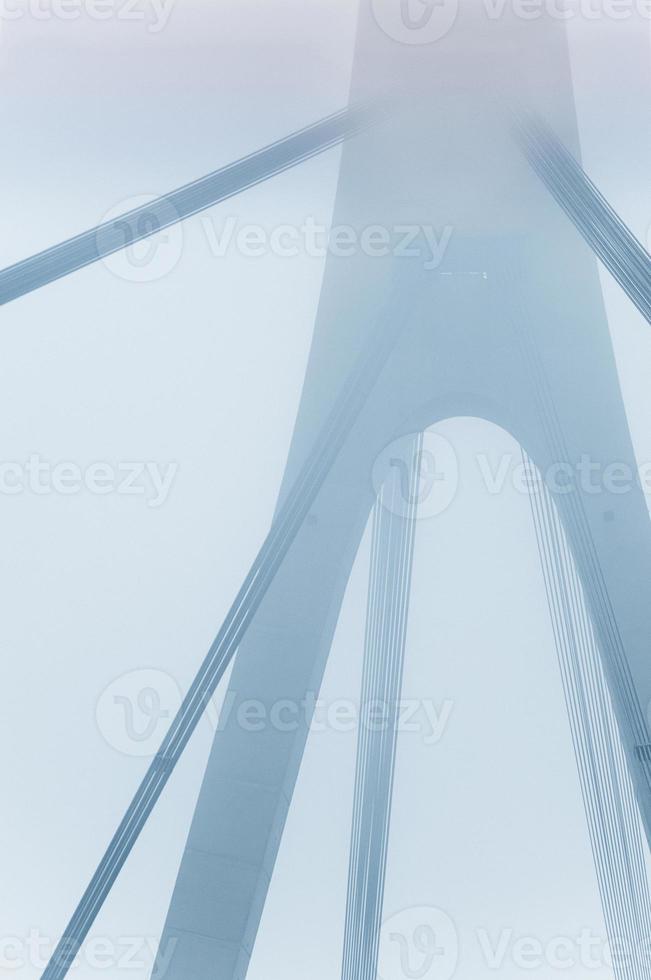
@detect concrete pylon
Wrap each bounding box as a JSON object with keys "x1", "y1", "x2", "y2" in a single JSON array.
[{"x1": 156, "y1": 6, "x2": 651, "y2": 978}]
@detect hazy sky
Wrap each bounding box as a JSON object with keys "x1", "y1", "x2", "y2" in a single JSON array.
[{"x1": 0, "y1": 5, "x2": 649, "y2": 980}]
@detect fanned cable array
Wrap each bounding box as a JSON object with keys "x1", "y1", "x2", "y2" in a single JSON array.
[
  {"x1": 0, "y1": 99, "x2": 385, "y2": 307},
  {"x1": 524, "y1": 449, "x2": 651, "y2": 978},
  {"x1": 504, "y1": 258, "x2": 651, "y2": 780},
  {"x1": 504, "y1": 247, "x2": 651, "y2": 971},
  {"x1": 516, "y1": 113, "x2": 651, "y2": 326},
  {"x1": 341, "y1": 434, "x2": 421, "y2": 980}
]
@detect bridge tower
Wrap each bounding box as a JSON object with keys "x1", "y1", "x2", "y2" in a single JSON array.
[{"x1": 154, "y1": 6, "x2": 651, "y2": 978}]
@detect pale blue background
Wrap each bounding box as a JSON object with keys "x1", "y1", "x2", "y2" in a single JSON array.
[{"x1": 0, "y1": 4, "x2": 650, "y2": 979}]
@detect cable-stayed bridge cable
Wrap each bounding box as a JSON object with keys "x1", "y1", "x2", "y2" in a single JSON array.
[
  {"x1": 0, "y1": 99, "x2": 386, "y2": 307},
  {"x1": 40, "y1": 272, "x2": 420, "y2": 980},
  {"x1": 341, "y1": 434, "x2": 421, "y2": 980},
  {"x1": 504, "y1": 256, "x2": 650, "y2": 766},
  {"x1": 524, "y1": 451, "x2": 651, "y2": 978},
  {"x1": 516, "y1": 114, "x2": 651, "y2": 326}
]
